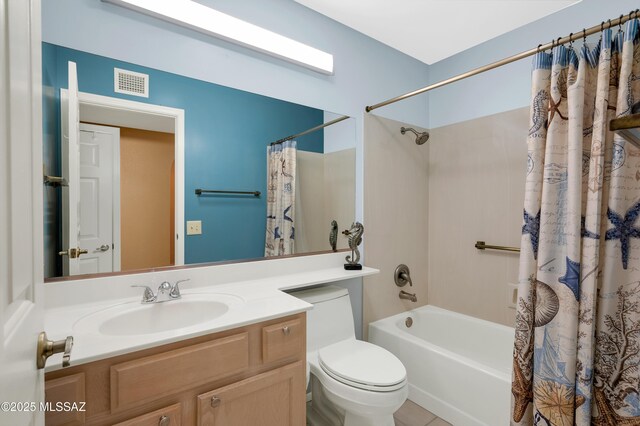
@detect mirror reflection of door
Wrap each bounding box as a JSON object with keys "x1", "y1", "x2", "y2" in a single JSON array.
[
  {"x1": 61, "y1": 61, "x2": 81, "y2": 276},
  {"x1": 68, "y1": 124, "x2": 176, "y2": 276},
  {"x1": 77, "y1": 123, "x2": 119, "y2": 275}
]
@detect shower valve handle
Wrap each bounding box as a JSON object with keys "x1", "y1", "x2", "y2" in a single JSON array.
[{"x1": 394, "y1": 264, "x2": 413, "y2": 287}]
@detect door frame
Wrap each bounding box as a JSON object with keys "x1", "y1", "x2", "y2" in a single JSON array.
[{"x1": 61, "y1": 90, "x2": 186, "y2": 266}]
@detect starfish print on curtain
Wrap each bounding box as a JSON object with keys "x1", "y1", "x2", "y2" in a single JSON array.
[
  {"x1": 604, "y1": 199, "x2": 640, "y2": 269},
  {"x1": 511, "y1": 20, "x2": 640, "y2": 426},
  {"x1": 522, "y1": 209, "x2": 541, "y2": 260}
]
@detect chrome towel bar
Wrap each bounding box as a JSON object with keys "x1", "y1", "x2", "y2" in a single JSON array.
[{"x1": 195, "y1": 189, "x2": 260, "y2": 197}]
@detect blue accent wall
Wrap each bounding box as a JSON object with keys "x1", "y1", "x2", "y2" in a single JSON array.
[{"x1": 42, "y1": 43, "x2": 324, "y2": 275}]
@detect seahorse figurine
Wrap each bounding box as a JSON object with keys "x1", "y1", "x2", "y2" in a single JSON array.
[
  {"x1": 343, "y1": 222, "x2": 364, "y2": 270},
  {"x1": 329, "y1": 220, "x2": 338, "y2": 252},
  {"x1": 528, "y1": 89, "x2": 550, "y2": 137}
]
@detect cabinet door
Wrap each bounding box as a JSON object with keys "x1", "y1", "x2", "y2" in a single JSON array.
[
  {"x1": 262, "y1": 318, "x2": 305, "y2": 364},
  {"x1": 197, "y1": 362, "x2": 304, "y2": 426},
  {"x1": 44, "y1": 373, "x2": 86, "y2": 426}
]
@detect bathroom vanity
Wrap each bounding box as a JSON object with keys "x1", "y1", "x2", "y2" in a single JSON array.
[
  {"x1": 45, "y1": 313, "x2": 306, "y2": 426},
  {"x1": 41, "y1": 253, "x2": 379, "y2": 426}
]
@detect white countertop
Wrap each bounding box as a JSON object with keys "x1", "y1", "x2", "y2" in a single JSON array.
[{"x1": 44, "y1": 253, "x2": 378, "y2": 372}]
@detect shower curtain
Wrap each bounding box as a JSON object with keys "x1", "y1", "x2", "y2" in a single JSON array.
[
  {"x1": 512, "y1": 20, "x2": 640, "y2": 426},
  {"x1": 265, "y1": 140, "x2": 296, "y2": 257}
]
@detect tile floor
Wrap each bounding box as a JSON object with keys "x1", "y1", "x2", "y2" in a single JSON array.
[
  {"x1": 306, "y1": 398, "x2": 452, "y2": 426},
  {"x1": 394, "y1": 400, "x2": 452, "y2": 426}
]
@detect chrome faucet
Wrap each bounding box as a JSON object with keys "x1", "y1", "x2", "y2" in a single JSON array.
[{"x1": 132, "y1": 279, "x2": 190, "y2": 304}]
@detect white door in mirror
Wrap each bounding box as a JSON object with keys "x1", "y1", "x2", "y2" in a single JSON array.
[
  {"x1": 78, "y1": 124, "x2": 120, "y2": 274},
  {"x1": 61, "y1": 61, "x2": 81, "y2": 276}
]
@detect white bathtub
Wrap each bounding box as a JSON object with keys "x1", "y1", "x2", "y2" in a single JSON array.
[{"x1": 369, "y1": 306, "x2": 514, "y2": 426}]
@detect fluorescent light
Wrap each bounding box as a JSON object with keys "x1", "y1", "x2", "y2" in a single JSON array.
[{"x1": 103, "y1": 0, "x2": 334, "y2": 74}]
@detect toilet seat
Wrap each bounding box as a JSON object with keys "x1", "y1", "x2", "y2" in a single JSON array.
[{"x1": 318, "y1": 340, "x2": 406, "y2": 392}]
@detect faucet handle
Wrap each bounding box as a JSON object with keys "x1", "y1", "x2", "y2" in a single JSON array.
[
  {"x1": 170, "y1": 279, "x2": 190, "y2": 299},
  {"x1": 131, "y1": 285, "x2": 156, "y2": 303},
  {"x1": 157, "y1": 281, "x2": 172, "y2": 291}
]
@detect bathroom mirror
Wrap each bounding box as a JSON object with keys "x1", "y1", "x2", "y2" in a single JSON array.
[{"x1": 42, "y1": 43, "x2": 356, "y2": 280}]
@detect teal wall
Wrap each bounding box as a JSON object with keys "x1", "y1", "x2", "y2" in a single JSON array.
[{"x1": 42, "y1": 43, "x2": 324, "y2": 276}]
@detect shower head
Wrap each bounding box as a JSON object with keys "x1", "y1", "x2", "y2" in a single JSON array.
[{"x1": 400, "y1": 127, "x2": 430, "y2": 145}]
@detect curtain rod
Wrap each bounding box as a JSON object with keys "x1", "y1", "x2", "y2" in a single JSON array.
[
  {"x1": 271, "y1": 115, "x2": 350, "y2": 145},
  {"x1": 365, "y1": 9, "x2": 640, "y2": 113}
]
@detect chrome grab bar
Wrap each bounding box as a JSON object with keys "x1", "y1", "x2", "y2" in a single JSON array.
[{"x1": 475, "y1": 241, "x2": 520, "y2": 253}]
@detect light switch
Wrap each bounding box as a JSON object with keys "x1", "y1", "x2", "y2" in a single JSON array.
[{"x1": 186, "y1": 220, "x2": 202, "y2": 235}]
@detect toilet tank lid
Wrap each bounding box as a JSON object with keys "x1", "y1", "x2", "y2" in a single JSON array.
[{"x1": 287, "y1": 285, "x2": 348, "y2": 304}]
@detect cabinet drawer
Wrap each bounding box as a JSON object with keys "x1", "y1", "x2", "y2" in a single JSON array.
[
  {"x1": 111, "y1": 332, "x2": 249, "y2": 412},
  {"x1": 196, "y1": 361, "x2": 305, "y2": 426},
  {"x1": 44, "y1": 373, "x2": 86, "y2": 426},
  {"x1": 113, "y1": 403, "x2": 182, "y2": 426},
  {"x1": 262, "y1": 318, "x2": 304, "y2": 364}
]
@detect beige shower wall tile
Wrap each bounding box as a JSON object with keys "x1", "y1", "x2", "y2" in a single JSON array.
[
  {"x1": 427, "y1": 107, "x2": 528, "y2": 327},
  {"x1": 363, "y1": 114, "x2": 429, "y2": 337},
  {"x1": 324, "y1": 148, "x2": 356, "y2": 250},
  {"x1": 295, "y1": 149, "x2": 355, "y2": 253}
]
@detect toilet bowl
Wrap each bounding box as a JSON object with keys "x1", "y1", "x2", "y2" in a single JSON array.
[{"x1": 289, "y1": 285, "x2": 408, "y2": 426}]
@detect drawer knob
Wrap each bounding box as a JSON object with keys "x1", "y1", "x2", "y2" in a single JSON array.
[
  {"x1": 158, "y1": 415, "x2": 170, "y2": 426},
  {"x1": 282, "y1": 325, "x2": 291, "y2": 336},
  {"x1": 211, "y1": 396, "x2": 222, "y2": 408}
]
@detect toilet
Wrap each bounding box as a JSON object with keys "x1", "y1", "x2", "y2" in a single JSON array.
[{"x1": 289, "y1": 285, "x2": 408, "y2": 426}]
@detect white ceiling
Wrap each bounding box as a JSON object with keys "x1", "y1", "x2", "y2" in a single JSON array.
[{"x1": 294, "y1": 0, "x2": 581, "y2": 64}]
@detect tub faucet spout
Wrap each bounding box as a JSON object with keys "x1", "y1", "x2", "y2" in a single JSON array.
[{"x1": 399, "y1": 290, "x2": 417, "y2": 302}]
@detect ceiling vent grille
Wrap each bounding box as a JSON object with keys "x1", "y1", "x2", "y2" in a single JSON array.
[{"x1": 114, "y1": 68, "x2": 149, "y2": 98}]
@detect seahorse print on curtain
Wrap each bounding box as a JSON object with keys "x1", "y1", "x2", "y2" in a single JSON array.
[
  {"x1": 265, "y1": 140, "x2": 296, "y2": 257},
  {"x1": 511, "y1": 20, "x2": 640, "y2": 426}
]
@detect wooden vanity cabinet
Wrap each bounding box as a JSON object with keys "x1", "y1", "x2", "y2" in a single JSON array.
[
  {"x1": 197, "y1": 362, "x2": 303, "y2": 426},
  {"x1": 44, "y1": 313, "x2": 306, "y2": 426}
]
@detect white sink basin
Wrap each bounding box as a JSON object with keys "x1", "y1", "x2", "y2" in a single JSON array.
[{"x1": 73, "y1": 293, "x2": 243, "y2": 336}]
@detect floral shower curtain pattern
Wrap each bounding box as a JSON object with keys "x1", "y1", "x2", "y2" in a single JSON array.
[
  {"x1": 265, "y1": 140, "x2": 296, "y2": 257},
  {"x1": 512, "y1": 20, "x2": 640, "y2": 426}
]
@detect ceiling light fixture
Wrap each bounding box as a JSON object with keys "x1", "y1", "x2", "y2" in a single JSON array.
[{"x1": 102, "y1": 0, "x2": 334, "y2": 74}]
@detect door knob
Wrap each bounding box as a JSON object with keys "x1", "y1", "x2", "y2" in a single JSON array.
[
  {"x1": 96, "y1": 244, "x2": 110, "y2": 252},
  {"x1": 57, "y1": 247, "x2": 88, "y2": 258},
  {"x1": 158, "y1": 415, "x2": 170, "y2": 426},
  {"x1": 37, "y1": 332, "x2": 73, "y2": 369}
]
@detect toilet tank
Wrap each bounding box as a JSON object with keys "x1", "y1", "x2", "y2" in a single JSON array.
[{"x1": 288, "y1": 285, "x2": 356, "y2": 353}]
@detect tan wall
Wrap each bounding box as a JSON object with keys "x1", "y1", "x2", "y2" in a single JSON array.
[
  {"x1": 427, "y1": 108, "x2": 528, "y2": 327},
  {"x1": 295, "y1": 149, "x2": 355, "y2": 253},
  {"x1": 324, "y1": 149, "x2": 355, "y2": 251},
  {"x1": 120, "y1": 127, "x2": 175, "y2": 271},
  {"x1": 295, "y1": 151, "x2": 326, "y2": 253},
  {"x1": 363, "y1": 114, "x2": 429, "y2": 337}
]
